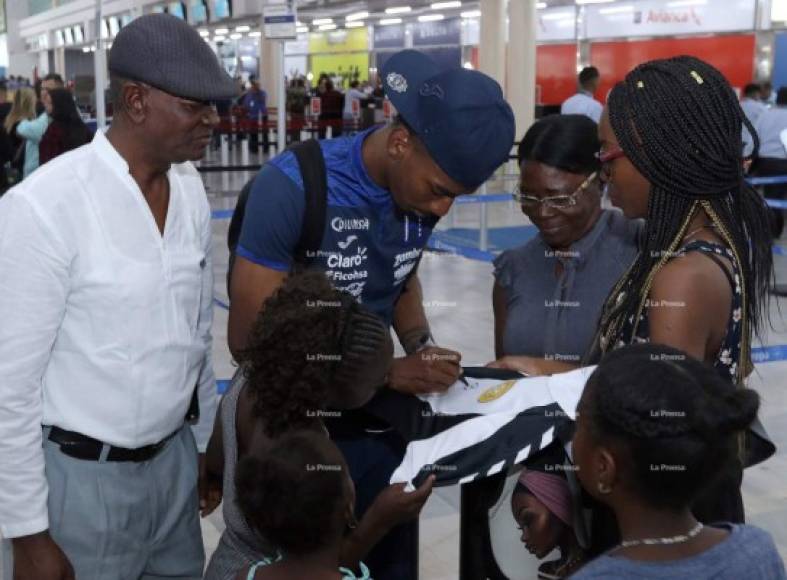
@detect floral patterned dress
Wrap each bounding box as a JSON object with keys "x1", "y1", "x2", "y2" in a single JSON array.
[{"x1": 615, "y1": 240, "x2": 743, "y2": 382}]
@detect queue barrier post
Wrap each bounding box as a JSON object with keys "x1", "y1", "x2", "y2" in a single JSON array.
[{"x1": 479, "y1": 183, "x2": 489, "y2": 252}]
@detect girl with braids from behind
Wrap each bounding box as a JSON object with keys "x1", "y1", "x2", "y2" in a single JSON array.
[
  {"x1": 589, "y1": 56, "x2": 777, "y2": 527},
  {"x1": 203, "y1": 272, "x2": 435, "y2": 580},
  {"x1": 570, "y1": 343, "x2": 785, "y2": 579}
]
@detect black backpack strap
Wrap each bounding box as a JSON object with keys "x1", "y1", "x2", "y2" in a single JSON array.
[
  {"x1": 291, "y1": 139, "x2": 328, "y2": 268},
  {"x1": 226, "y1": 139, "x2": 327, "y2": 292},
  {"x1": 226, "y1": 176, "x2": 255, "y2": 294}
]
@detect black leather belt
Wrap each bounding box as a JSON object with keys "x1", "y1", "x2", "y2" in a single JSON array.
[{"x1": 46, "y1": 426, "x2": 177, "y2": 462}]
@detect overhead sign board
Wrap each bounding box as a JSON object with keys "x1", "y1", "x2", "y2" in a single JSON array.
[{"x1": 263, "y1": 0, "x2": 297, "y2": 40}]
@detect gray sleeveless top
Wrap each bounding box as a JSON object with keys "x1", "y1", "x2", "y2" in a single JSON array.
[{"x1": 204, "y1": 370, "x2": 277, "y2": 580}]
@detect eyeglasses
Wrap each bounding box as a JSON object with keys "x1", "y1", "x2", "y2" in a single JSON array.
[
  {"x1": 512, "y1": 171, "x2": 599, "y2": 210},
  {"x1": 595, "y1": 147, "x2": 627, "y2": 164}
]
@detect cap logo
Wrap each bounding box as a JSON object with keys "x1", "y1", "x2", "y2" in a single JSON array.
[
  {"x1": 387, "y1": 72, "x2": 408, "y2": 93},
  {"x1": 419, "y1": 81, "x2": 445, "y2": 100}
]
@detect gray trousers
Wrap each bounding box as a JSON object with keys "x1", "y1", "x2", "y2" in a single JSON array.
[{"x1": 3, "y1": 425, "x2": 205, "y2": 580}]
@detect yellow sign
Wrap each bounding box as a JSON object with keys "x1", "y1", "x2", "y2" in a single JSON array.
[
  {"x1": 308, "y1": 28, "x2": 368, "y2": 53},
  {"x1": 478, "y1": 380, "x2": 518, "y2": 403},
  {"x1": 311, "y1": 53, "x2": 370, "y2": 83}
]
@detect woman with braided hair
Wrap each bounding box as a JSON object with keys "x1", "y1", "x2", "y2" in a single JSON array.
[
  {"x1": 570, "y1": 344, "x2": 785, "y2": 579},
  {"x1": 498, "y1": 56, "x2": 773, "y2": 382},
  {"x1": 204, "y1": 272, "x2": 434, "y2": 580},
  {"x1": 491, "y1": 56, "x2": 775, "y2": 548}
]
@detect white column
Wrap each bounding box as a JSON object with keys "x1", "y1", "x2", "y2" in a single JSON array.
[
  {"x1": 479, "y1": 0, "x2": 506, "y2": 89},
  {"x1": 259, "y1": 25, "x2": 282, "y2": 151},
  {"x1": 507, "y1": 0, "x2": 537, "y2": 139}
]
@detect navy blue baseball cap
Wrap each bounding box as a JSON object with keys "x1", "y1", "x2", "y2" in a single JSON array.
[{"x1": 381, "y1": 50, "x2": 515, "y2": 190}]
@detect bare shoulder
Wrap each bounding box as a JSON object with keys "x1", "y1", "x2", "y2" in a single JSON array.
[{"x1": 650, "y1": 249, "x2": 732, "y2": 309}]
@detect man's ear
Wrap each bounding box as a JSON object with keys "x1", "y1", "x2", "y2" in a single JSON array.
[
  {"x1": 123, "y1": 82, "x2": 149, "y2": 125},
  {"x1": 386, "y1": 125, "x2": 416, "y2": 161}
]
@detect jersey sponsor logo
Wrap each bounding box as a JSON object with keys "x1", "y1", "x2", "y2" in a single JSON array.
[
  {"x1": 331, "y1": 217, "x2": 370, "y2": 233},
  {"x1": 337, "y1": 235, "x2": 359, "y2": 250},
  {"x1": 339, "y1": 281, "x2": 366, "y2": 299},
  {"x1": 393, "y1": 248, "x2": 422, "y2": 268},
  {"x1": 325, "y1": 269, "x2": 368, "y2": 282},
  {"x1": 326, "y1": 246, "x2": 368, "y2": 269},
  {"x1": 393, "y1": 261, "x2": 417, "y2": 285}
]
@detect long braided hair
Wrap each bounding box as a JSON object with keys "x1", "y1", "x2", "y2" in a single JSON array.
[{"x1": 594, "y1": 56, "x2": 773, "y2": 384}]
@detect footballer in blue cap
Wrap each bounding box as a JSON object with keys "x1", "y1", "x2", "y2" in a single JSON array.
[{"x1": 381, "y1": 49, "x2": 516, "y2": 193}]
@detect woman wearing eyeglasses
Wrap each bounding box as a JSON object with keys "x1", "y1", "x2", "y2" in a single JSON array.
[
  {"x1": 464, "y1": 115, "x2": 639, "y2": 580},
  {"x1": 488, "y1": 114, "x2": 641, "y2": 374}
]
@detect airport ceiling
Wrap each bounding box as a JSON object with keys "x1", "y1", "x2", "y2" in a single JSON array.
[{"x1": 293, "y1": 0, "x2": 577, "y2": 21}]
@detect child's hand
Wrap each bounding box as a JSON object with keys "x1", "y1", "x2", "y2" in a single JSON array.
[{"x1": 368, "y1": 475, "x2": 436, "y2": 528}]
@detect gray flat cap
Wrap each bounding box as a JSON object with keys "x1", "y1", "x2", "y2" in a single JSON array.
[{"x1": 109, "y1": 13, "x2": 238, "y2": 101}]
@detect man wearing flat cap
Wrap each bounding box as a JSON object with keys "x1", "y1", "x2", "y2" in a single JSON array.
[
  {"x1": 0, "y1": 14, "x2": 236, "y2": 580},
  {"x1": 225, "y1": 49, "x2": 515, "y2": 579}
]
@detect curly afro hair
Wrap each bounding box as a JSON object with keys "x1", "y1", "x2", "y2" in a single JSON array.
[
  {"x1": 235, "y1": 429, "x2": 351, "y2": 557},
  {"x1": 239, "y1": 271, "x2": 390, "y2": 438}
]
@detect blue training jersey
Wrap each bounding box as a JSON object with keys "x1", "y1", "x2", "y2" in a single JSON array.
[{"x1": 237, "y1": 127, "x2": 438, "y2": 326}]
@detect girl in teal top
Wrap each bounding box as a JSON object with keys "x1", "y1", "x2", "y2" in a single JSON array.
[{"x1": 235, "y1": 430, "x2": 376, "y2": 580}]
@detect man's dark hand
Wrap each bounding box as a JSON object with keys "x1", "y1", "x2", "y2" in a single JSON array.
[
  {"x1": 12, "y1": 531, "x2": 74, "y2": 580},
  {"x1": 387, "y1": 347, "x2": 461, "y2": 395},
  {"x1": 198, "y1": 453, "x2": 222, "y2": 517}
]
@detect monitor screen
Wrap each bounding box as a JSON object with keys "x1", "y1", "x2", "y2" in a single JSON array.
[
  {"x1": 190, "y1": 0, "x2": 208, "y2": 23},
  {"x1": 212, "y1": 0, "x2": 231, "y2": 20},
  {"x1": 168, "y1": 2, "x2": 186, "y2": 19}
]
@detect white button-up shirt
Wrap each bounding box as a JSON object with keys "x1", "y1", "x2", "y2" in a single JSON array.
[
  {"x1": 742, "y1": 97, "x2": 768, "y2": 156},
  {"x1": 754, "y1": 106, "x2": 787, "y2": 159},
  {"x1": 0, "y1": 130, "x2": 216, "y2": 538},
  {"x1": 561, "y1": 91, "x2": 603, "y2": 124}
]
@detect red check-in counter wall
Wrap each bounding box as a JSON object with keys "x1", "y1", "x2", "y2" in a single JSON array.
[{"x1": 590, "y1": 34, "x2": 756, "y2": 103}]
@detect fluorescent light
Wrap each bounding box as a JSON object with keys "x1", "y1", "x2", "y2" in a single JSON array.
[
  {"x1": 600, "y1": 5, "x2": 635, "y2": 13},
  {"x1": 318, "y1": 23, "x2": 338, "y2": 30},
  {"x1": 666, "y1": 0, "x2": 707, "y2": 6},
  {"x1": 346, "y1": 11, "x2": 369, "y2": 21},
  {"x1": 431, "y1": 1, "x2": 461, "y2": 8},
  {"x1": 215, "y1": 27, "x2": 229, "y2": 35},
  {"x1": 229, "y1": 33, "x2": 242, "y2": 39},
  {"x1": 235, "y1": 25, "x2": 250, "y2": 32},
  {"x1": 198, "y1": 29, "x2": 209, "y2": 37},
  {"x1": 575, "y1": 0, "x2": 614, "y2": 4},
  {"x1": 380, "y1": 17, "x2": 403, "y2": 25},
  {"x1": 419, "y1": 14, "x2": 445, "y2": 21},
  {"x1": 385, "y1": 6, "x2": 412, "y2": 14},
  {"x1": 543, "y1": 11, "x2": 575, "y2": 20},
  {"x1": 82, "y1": 46, "x2": 91, "y2": 53},
  {"x1": 345, "y1": 21, "x2": 365, "y2": 28},
  {"x1": 213, "y1": 35, "x2": 226, "y2": 42},
  {"x1": 249, "y1": 31, "x2": 262, "y2": 37},
  {"x1": 536, "y1": 1, "x2": 547, "y2": 7},
  {"x1": 460, "y1": 10, "x2": 481, "y2": 18},
  {"x1": 296, "y1": 25, "x2": 309, "y2": 32},
  {"x1": 463, "y1": 61, "x2": 473, "y2": 69},
  {"x1": 313, "y1": 18, "x2": 333, "y2": 25}
]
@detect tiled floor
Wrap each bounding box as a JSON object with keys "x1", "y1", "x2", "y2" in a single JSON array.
[{"x1": 2, "y1": 147, "x2": 786, "y2": 579}]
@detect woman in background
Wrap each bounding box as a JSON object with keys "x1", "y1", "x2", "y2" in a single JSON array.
[
  {"x1": 39, "y1": 88, "x2": 92, "y2": 166},
  {"x1": 3, "y1": 87, "x2": 37, "y2": 185}
]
